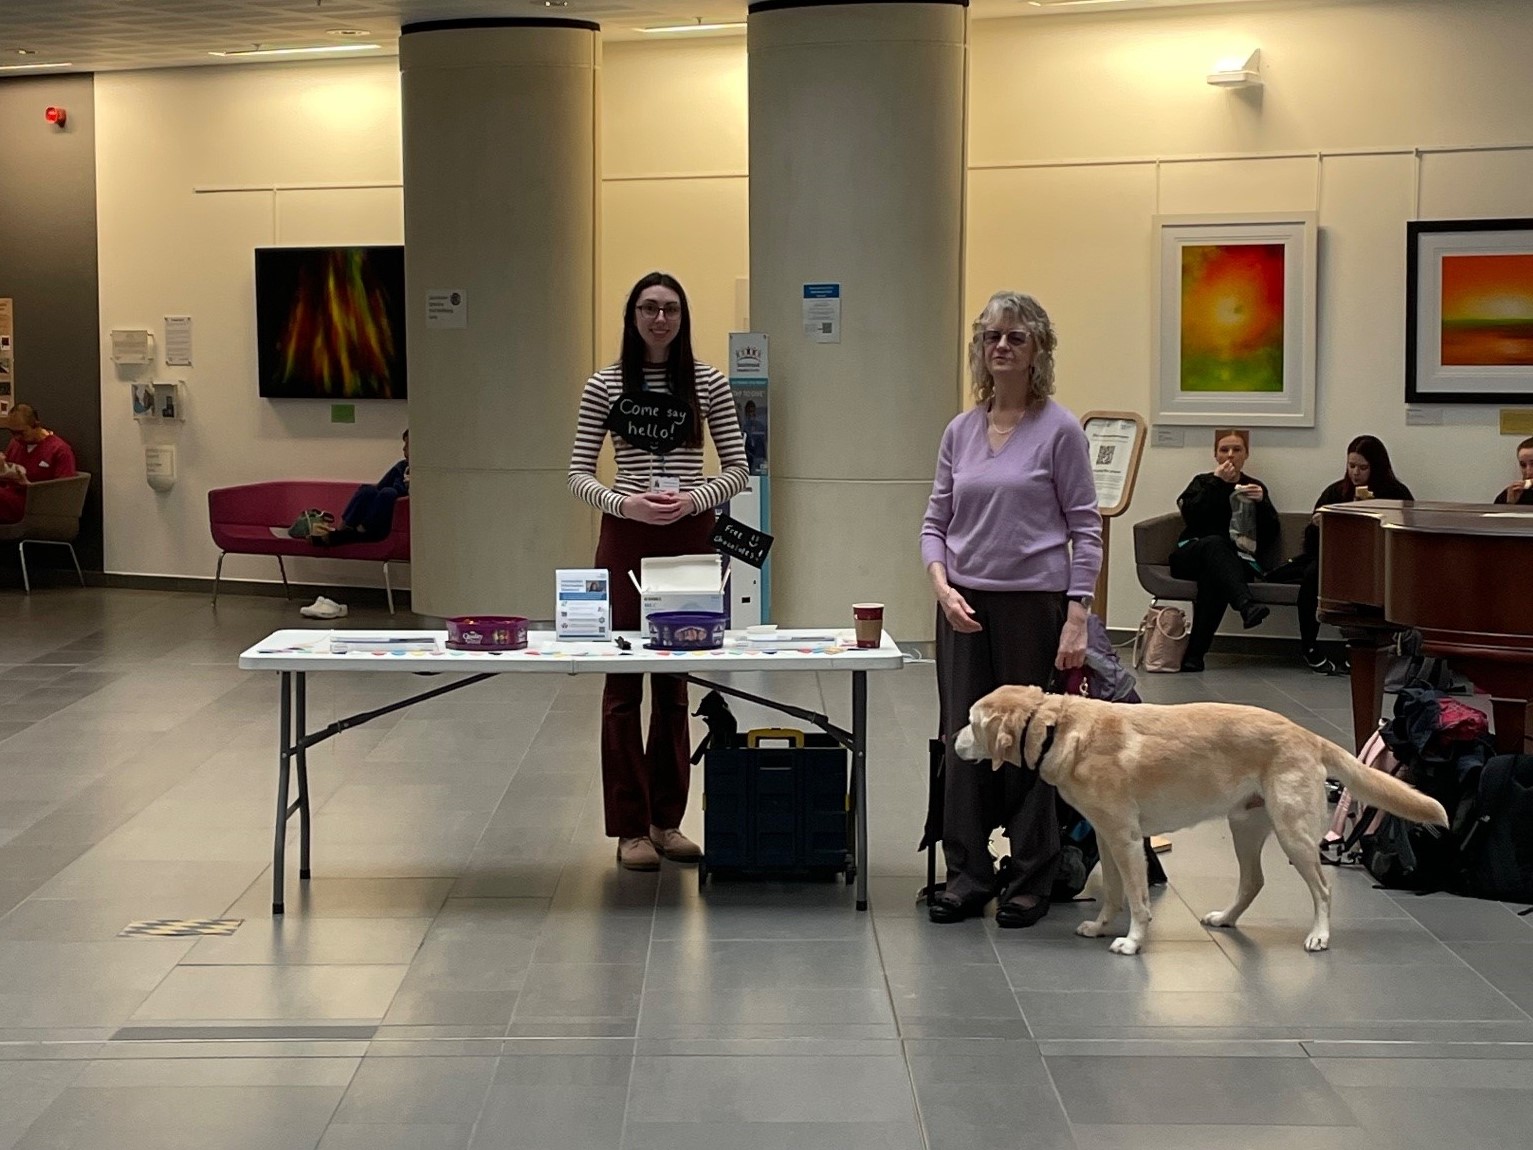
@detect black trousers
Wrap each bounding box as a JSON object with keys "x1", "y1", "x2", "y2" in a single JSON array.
[
  {"x1": 936, "y1": 587, "x2": 1064, "y2": 904},
  {"x1": 1168, "y1": 536, "x2": 1257, "y2": 663}
]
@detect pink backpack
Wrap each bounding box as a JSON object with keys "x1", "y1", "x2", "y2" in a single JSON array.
[{"x1": 1320, "y1": 728, "x2": 1402, "y2": 865}]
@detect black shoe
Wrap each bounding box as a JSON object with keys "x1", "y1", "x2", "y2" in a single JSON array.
[
  {"x1": 995, "y1": 896, "x2": 1049, "y2": 929},
  {"x1": 1240, "y1": 602, "x2": 1270, "y2": 629},
  {"x1": 1180, "y1": 657, "x2": 1205, "y2": 673},
  {"x1": 1304, "y1": 649, "x2": 1340, "y2": 675},
  {"x1": 928, "y1": 892, "x2": 989, "y2": 924}
]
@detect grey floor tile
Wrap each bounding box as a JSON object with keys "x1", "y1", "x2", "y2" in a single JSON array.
[
  {"x1": 997, "y1": 939, "x2": 1241, "y2": 992},
  {"x1": 183, "y1": 917, "x2": 433, "y2": 966},
  {"x1": 128, "y1": 964, "x2": 409, "y2": 1022},
  {"x1": 511, "y1": 963, "x2": 644, "y2": 1026},
  {"x1": 643, "y1": 938, "x2": 883, "y2": 990},
  {"x1": 318, "y1": 1126, "x2": 473, "y2": 1150},
  {"x1": 907, "y1": 1038, "x2": 1074, "y2": 1150},
  {"x1": 472, "y1": 1055, "x2": 630, "y2": 1150},
  {"x1": 380, "y1": 987, "x2": 519, "y2": 1028},
  {"x1": 1311, "y1": 1056, "x2": 1533, "y2": 1089},
  {"x1": 1073, "y1": 1125, "x2": 1363, "y2": 1150},
  {"x1": 871, "y1": 917, "x2": 1000, "y2": 966},
  {"x1": 226, "y1": 878, "x2": 455, "y2": 921},
  {"x1": 885, "y1": 963, "x2": 1022, "y2": 1025},
  {"x1": 1335, "y1": 1084, "x2": 1533, "y2": 1150},
  {"x1": 1397, "y1": 894, "x2": 1533, "y2": 942},
  {"x1": 1444, "y1": 942, "x2": 1533, "y2": 1013},
  {"x1": 624, "y1": 1123, "x2": 924, "y2": 1150},
  {"x1": 75, "y1": 1058, "x2": 359, "y2": 1087},
  {"x1": 626, "y1": 1054, "x2": 919, "y2": 1125},
  {"x1": 14, "y1": 1084, "x2": 344, "y2": 1148},
  {"x1": 1046, "y1": 1055, "x2": 1356, "y2": 1126},
  {"x1": 330, "y1": 1055, "x2": 496, "y2": 1125}
]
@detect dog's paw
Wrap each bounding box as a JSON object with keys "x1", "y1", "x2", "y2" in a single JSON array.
[
  {"x1": 1076, "y1": 920, "x2": 1109, "y2": 938},
  {"x1": 1201, "y1": 910, "x2": 1236, "y2": 929},
  {"x1": 1304, "y1": 931, "x2": 1330, "y2": 953},
  {"x1": 1108, "y1": 936, "x2": 1142, "y2": 956}
]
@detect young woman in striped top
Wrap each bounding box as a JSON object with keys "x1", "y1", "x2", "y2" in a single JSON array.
[{"x1": 569, "y1": 272, "x2": 749, "y2": 870}]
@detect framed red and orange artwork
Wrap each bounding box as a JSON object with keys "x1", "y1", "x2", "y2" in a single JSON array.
[
  {"x1": 1408, "y1": 218, "x2": 1533, "y2": 403},
  {"x1": 1154, "y1": 213, "x2": 1318, "y2": 428}
]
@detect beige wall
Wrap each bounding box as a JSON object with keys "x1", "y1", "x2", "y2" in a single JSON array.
[
  {"x1": 94, "y1": 4, "x2": 1533, "y2": 634},
  {"x1": 969, "y1": 0, "x2": 1533, "y2": 633}
]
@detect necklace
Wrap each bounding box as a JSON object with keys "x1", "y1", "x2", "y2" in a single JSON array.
[{"x1": 988, "y1": 409, "x2": 1022, "y2": 437}]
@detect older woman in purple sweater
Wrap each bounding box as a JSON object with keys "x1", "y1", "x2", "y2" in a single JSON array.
[{"x1": 920, "y1": 291, "x2": 1102, "y2": 927}]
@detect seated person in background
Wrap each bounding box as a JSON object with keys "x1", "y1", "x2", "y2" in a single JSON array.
[
  {"x1": 1294, "y1": 435, "x2": 1414, "y2": 674},
  {"x1": 1493, "y1": 436, "x2": 1533, "y2": 505},
  {"x1": 313, "y1": 429, "x2": 408, "y2": 547},
  {"x1": 1168, "y1": 428, "x2": 1279, "y2": 673},
  {"x1": 0, "y1": 405, "x2": 77, "y2": 524}
]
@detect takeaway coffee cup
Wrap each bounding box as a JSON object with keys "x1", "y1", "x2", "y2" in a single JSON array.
[{"x1": 852, "y1": 603, "x2": 884, "y2": 649}]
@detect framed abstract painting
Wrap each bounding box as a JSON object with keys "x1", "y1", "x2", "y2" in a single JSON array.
[
  {"x1": 1407, "y1": 218, "x2": 1533, "y2": 403},
  {"x1": 1153, "y1": 213, "x2": 1318, "y2": 427}
]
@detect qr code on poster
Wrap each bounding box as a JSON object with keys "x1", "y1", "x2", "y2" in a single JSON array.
[{"x1": 1095, "y1": 445, "x2": 1116, "y2": 465}]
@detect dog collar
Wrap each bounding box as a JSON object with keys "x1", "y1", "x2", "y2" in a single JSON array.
[{"x1": 1018, "y1": 713, "x2": 1056, "y2": 770}]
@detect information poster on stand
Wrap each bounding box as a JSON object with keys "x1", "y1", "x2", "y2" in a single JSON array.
[
  {"x1": 0, "y1": 298, "x2": 12, "y2": 416},
  {"x1": 728, "y1": 333, "x2": 769, "y2": 475},
  {"x1": 556, "y1": 568, "x2": 611, "y2": 640},
  {"x1": 1082, "y1": 412, "x2": 1146, "y2": 517},
  {"x1": 164, "y1": 315, "x2": 193, "y2": 366}
]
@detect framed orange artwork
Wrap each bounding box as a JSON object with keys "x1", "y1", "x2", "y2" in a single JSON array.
[
  {"x1": 1408, "y1": 218, "x2": 1533, "y2": 403},
  {"x1": 1153, "y1": 213, "x2": 1318, "y2": 428}
]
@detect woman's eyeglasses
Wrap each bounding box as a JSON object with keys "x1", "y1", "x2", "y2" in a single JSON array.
[
  {"x1": 637, "y1": 303, "x2": 681, "y2": 320},
  {"x1": 981, "y1": 329, "x2": 1030, "y2": 347}
]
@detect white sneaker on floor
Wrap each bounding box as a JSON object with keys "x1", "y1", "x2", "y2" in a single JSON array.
[{"x1": 299, "y1": 596, "x2": 348, "y2": 620}]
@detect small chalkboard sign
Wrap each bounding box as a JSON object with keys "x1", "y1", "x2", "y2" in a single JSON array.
[
  {"x1": 606, "y1": 393, "x2": 695, "y2": 455},
  {"x1": 710, "y1": 513, "x2": 773, "y2": 569}
]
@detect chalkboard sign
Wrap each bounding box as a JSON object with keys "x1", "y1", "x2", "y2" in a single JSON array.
[
  {"x1": 606, "y1": 393, "x2": 695, "y2": 455},
  {"x1": 710, "y1": 513, "x2": 773, "y2": 569}
]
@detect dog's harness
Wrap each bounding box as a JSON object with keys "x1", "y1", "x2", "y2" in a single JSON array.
[{"x1": 1018, "y1": 712, "x2": 1056, "y2": 771}]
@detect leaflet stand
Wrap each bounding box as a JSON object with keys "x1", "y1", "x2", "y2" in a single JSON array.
[{"x1": 1080, "y1": 410, "x2": 1147, "y2": 621}]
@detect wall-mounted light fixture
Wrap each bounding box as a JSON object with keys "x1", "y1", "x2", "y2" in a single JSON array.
[{"x1": 1207, "y1": 49, "x2": 1262, "y2": 89}]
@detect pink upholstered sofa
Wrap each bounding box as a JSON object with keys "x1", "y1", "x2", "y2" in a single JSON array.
[{"x1": 207, "y1": 481, "x2": 410, "y2": 613}]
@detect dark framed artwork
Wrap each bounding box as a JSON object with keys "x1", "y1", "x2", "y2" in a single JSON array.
[{"x1": 1407, "y1": 218, "x2": 1533, "y2": 404}]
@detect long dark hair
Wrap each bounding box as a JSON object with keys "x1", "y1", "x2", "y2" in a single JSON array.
[
  {"x1": 1340, "y1": 435, "x2": 1408, "y2": 499},
  {"x1": 620, "y1": 272, "x2": 701, "y2": 448}
]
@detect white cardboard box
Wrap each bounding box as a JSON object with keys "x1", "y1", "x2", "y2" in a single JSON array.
[{"x1": 636, "y1": 554, "x2": 725, "y2": 620}]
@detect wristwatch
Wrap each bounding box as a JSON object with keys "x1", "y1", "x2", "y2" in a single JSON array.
[{"x1": 1067, "y1": 594, "x2": 1094, "y2": 609}]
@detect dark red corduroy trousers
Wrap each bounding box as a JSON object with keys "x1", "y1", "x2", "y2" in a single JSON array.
[{"x1": 593, "y1": 510, "x2": 716, "y2": 838}]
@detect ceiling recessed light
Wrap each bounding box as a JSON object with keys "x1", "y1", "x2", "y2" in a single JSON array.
[
  {"x1": 325, "y1": 28, "x2": 372, "y2": 38},
  {"x1": 1027, "y1": 0, "x2": 1130, "y2": 8},
  {"x1": 12, "y1": 48, "x2": 37, "y2": 56},
  {"x1": 0, "y1": 60, "x2": 71, "y2": 71},
  {"x1": 642, "y1": 21, "x2": 747, "y2": 34},
  {"x1": 209, "y1": 43, "x2": 381, "y2": 58},
  {"x1": 534, "y1": 1, "x2": 570, "y2": 7}
]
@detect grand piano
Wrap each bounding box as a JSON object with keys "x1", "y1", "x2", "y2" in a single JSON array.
[{"x1": 1318, "y1": 500, "x2": 1533, "y2": 754}]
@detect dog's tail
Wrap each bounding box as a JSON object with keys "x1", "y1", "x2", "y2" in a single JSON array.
[{"x1": 1319, "y1": 740, "x2": 1448, "y2": 828}]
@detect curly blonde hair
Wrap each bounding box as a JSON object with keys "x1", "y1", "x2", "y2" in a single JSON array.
[{"x1": 968, "y1": 291, "x2": 1057, "y2": 408}]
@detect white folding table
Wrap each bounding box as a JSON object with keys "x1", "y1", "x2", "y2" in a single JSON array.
[{"x1": 239, "y1": 629, "x2": 905, "y2": 914}]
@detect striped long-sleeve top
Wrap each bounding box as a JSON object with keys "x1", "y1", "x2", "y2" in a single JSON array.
[{"x1": 568, "y1": 362, "x2": 750, "y2": 518}]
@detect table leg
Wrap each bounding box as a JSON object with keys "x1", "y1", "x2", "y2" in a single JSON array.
[
  {"x1": 273, "y1": 672, "x2": 292, "y2": 915},
  {"x1": 295, "y1": 671, "x2": 312, "y2": 879},
  {"x1": 1344, "y1": 635, "x2": 1390, "y2": 752},
  {"x1": 1491, "y1": 697, "x2": 1528, "y2": 756},
  {"x1": 853, "y1": 670, "x2": 868, "y2": 912}
]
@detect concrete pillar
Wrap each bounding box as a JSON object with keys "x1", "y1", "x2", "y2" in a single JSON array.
[
  {"x1": 400, "y1": 18, "x2": 601, "y2": 619},
  {"x1": 748, "y1": 0, "x2": 968, "y2": 640}
]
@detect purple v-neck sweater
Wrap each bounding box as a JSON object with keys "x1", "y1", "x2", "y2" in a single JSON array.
[{"x1": 920, "y1": 399, "x2": 1102, "y2": 595}]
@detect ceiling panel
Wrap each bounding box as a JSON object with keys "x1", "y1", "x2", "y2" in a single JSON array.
[{"x1": 0, "y1": 0, "x2": 1310, "y2": 74}]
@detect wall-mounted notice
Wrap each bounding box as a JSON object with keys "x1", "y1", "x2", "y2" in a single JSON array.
[
  {"x1": 110, "y1": 328, "x2": 151, "y2": 365},
  {"x1": 164, "y1": 315, "x2": 193, "y2": 366},
  {"x1": 802, "y1": 283, "x2": 841, "y2": 343},
  {"x1": 0, "y1": 298, "x2": 12, "y2": 416},
  {"x1": 426, "y1": 289, "x2": 468, "y2": 329}
]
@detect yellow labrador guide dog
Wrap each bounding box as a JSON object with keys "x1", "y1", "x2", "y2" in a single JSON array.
[{"x1": 954, "y1": 685, "x2": 1448, "y2": 956}]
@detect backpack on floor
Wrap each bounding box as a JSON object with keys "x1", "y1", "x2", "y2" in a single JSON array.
[
  {"x1": 1320, "y1": 727, "x2": 1399, "y2": 867},
  {"x1": 1457, "y1": 754, "x2": 1533, "y2": 904},
  {"x1": 1357, "y1": 689, "x2": 1492, "y2": 892}
]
